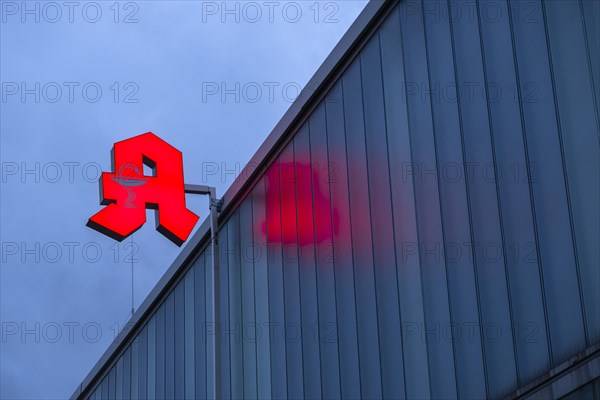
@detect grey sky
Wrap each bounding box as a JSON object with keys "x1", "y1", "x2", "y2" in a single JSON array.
[{"x1": 0, "y1": 1, "x2": 368, "y2": 398}]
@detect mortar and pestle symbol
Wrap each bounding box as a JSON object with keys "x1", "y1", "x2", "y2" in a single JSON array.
[{"x1": 112, "y1": 163, "x2": 149, "y2": 208}]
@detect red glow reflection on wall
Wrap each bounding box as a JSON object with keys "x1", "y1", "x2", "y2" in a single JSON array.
[{"x1": 262, "y1": 161, "x2": 339, "y2": 246}]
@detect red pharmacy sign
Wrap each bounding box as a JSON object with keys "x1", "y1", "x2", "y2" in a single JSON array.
[{"x1": 87, "y1": 132, "x2": 199, "y2": 246}]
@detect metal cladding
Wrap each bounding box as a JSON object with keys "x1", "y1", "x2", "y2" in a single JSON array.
[{"x1": 74, "y1": 0, "x2": 600, "y2": 399}]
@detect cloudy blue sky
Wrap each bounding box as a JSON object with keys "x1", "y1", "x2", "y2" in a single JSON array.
[{"x1": 0, "y1": 1, "x2": 368, "y2": 398}]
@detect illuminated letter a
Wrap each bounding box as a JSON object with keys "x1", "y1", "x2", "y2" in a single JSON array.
[{"x1": 87, "y1": 132, "x2": 199, "y2": 246}]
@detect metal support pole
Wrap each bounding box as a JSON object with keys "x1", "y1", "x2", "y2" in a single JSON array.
[
  {"x1": 209, "y1": 188, "x2": 222, "y2": 400},
  {"x1": 185, "y1": 184, "x2": 223, "y2": 399}
]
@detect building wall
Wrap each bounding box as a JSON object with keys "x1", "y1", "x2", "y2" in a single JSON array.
[{"x1": 85, "y1": 0, "x2": 599, "y2": 398}]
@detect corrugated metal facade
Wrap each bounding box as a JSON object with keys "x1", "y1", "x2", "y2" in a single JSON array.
[{"x1": 81, "y1": 0, "x2": 599, "y2": 398}]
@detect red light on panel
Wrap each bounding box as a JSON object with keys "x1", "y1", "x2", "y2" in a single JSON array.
[{"x1": 263, "y1": 161, "x2": 339, "y2": 246}]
